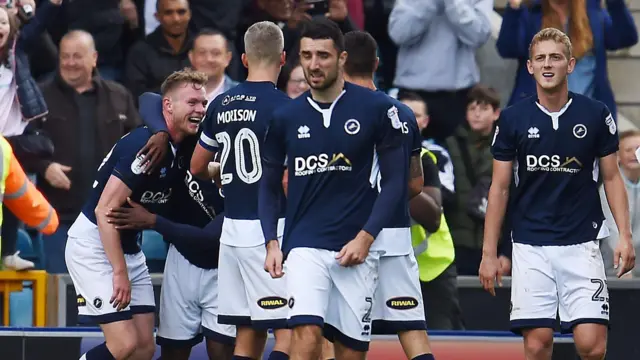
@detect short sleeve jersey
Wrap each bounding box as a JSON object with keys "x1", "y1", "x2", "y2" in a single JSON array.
[
  {"x1": 263, "y1": 82, "x2": 405, "y2": 256},
  {"x1": 78, "y1": 127, "x2": 177, "y2": 253},
  {"x1": 491, "y1": 93, "x2": 618, "y2": 246},
  {"x1": 199, "y1": 82, "x2": 289, "y2": 221}
]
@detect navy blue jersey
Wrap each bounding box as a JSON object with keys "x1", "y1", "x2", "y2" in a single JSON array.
[
  {"x1": 80, "y1": 126, "x2": 176, "y2": 253},
  {"x1": 263, "y1": 82, "x2": 406, "y2": 255},
  {"x1": 491, "y1": 93, "x2": 618, "y2": 246},
  {"x1": 199, "y1": 82, "x2": 289, "y2": 221}
]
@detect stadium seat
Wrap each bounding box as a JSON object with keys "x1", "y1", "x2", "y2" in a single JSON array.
[
  {"x1": 16, "y1": 229, "x2": 45, "y2": 269},
  {"x1": 0, "y1": 270, "x2": 47, "y2": 326},
  {"x1": 141, "y1": 230, "x2": 168, "y2": 272},
  {"x1": 9, "y1": 284, "x2": 32, "y2": 326}
]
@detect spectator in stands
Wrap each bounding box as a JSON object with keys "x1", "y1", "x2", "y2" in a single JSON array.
[
  {"x1": 125, "y1": 0, "x2": 193, "y2": 100},
  {"x1": 189, "y1": 29, "x2": 237, "y2": 103},
  {"x1": 496, "y1": 0, "x2": 638, "y2": 119},
  {"x1": 276, "y1": 60, "x2": 308, "y2": 99},
  {"x1": 444, "y1": 85, "x2": 511, "y2": 276},
  {"x1": 236, "y1": 0, "x2": 356, "y2": 78},
  {"x1": 388, "y1": 0, "x2": 493, "y2": 143},
  {"x1": 33, "y1": 30, "x2": 140, "y2": 273},
  {"x1": 0, "y1": 0, "x2": 61, "y2": 270},
  {"x1": 600, "y1": 130, "x2": 640, "y2": 278}
]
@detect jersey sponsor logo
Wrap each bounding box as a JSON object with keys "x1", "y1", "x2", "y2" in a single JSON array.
[
  {"x1": 344, "y1": 119, "x2": 361, "y2": 135},
  {"x1": 216, "y1": 109, "x2": 257, "y2": 124},
  {"x1": 130, "y1": 154, "x2": 146, "y2": 175},
  {"x1": 221, "y1": 94, "x2": 256, "y2": 106},
  {"x1": 605, "y1": 114, "x2": 616, "y2": 135},
  {"x1": 140, "y1": 189, "x2": 172, "y2": 204},
  {"x1": 257, "y1": 296, "x2": 287, "y2": 309},
  {"x1": 298, "y1": 125, "x2": 311, "y2": 139},
  {"x1": 184, "y1": 170, "x2": 216, "y2": 219},
  {"x1": 293, "y1": 153, "x2": 352, "y2": 176},
  {"x1": 77, "y1": 295, "x2": 86, "y2": 307},
  {"x1": 385, "y1": 296, "x2": 419, "y2": 310},
  {"x1": 573, "y1": 124, "x2": 587, "y2": 139},
  {"x1": 525, "y1": 155, "x2": 582, "y2": 174},
  {"x1": 527, "y1": 127, "x2": 540, "y2": 139}
]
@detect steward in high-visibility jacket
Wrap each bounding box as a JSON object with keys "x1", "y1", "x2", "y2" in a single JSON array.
[
  {"x1": 412, "y1": 148, "x2": 455, "y2": 282},
  {"x1": 0, "y1": 136, "x2": 59, "y2": 254}
]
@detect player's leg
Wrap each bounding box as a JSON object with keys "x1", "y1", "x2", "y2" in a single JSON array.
[
  {"x1": 157, "y1": 245, "x2": 204, "y2": 360},
  {"x1": 320, "y1": 339, "x2": 335, "y2": 360},
  {"x1": 324, "y1": 251, "x2": 381, "y2": 360},
  {"x1": 217, "y1": 243, "x2": 265, "y2": 359},
  {"x1": 286, "y1": 248, "x2": 333, "y2": 360},
  {"x1": 510, "y1": 243, "x2": 558, "y2": 360},
  {"x1": 201, "y1": 267, "x2": 235, "y2": 360},
  {"x1": 372, "y1": 254, "x2": 433, "y2": 360},
  {"x1": 125, "y1": 252, "x2": 158, "y2": 360},
  {"x1": 236, "y1": 244, "x2": 291, "y2": 359},
  {"x1": 66, "y1": 236, "x2": 139, "y2": 360},
  {"x1": 554, "y1": 240, "x2": 609, "y2": 360}
]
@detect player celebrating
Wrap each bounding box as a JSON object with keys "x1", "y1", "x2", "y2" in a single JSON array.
[
  {"x1": 122, "y1": 92, "x2": 235, "y2": 360},
  {"x1": 190, "y1": 21, "x2": 291, "y2": 360},
  {"x1": 66, "y1": 69, "x2": 207, "y2": 360},
  {"x1": 342, "y1": 30, "x2": 435, "y2": 360},
  {"x1": 259, "y1": 19, "x2": 407, "y2": 360},
  {"x1": 480, "y1": 28, "x2": 635, "y2": 360}
]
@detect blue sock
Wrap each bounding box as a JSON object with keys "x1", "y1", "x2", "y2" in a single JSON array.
[
  {"x1": 412, "y1": 354, "x2": 435, "y2": 360},
  {"x1": 82, "y1": 342, "x2": 115, "y2": 360},
  {"x1": 268, "y1": 350, "x2": 289, "y2": 360},
  {"x1": 232, "y1": 357, "x2": 254, "y2": 360}
]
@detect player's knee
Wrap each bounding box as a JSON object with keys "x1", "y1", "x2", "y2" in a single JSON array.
[
  {"x1": 523, "y1": 330, "x2": 553, "y2": 358},
  {"x1": 107, "y1": 332, "x2": 138, "y2": 359},
  {"x1": 273, "y1": 328, "x2": 292, "y2": 350},
  {"x1": 136, "y1": 337, "x2": 157, "y2": 360},
  {"x1": 292, "y1": 324, "x2": 322, "y2": 344},
  {"x1": 206, "y1": 340, "x2": 234, "y2": 360},
  {"x1": 575, "y1": 338, "x2": 606, "y2": 360}
]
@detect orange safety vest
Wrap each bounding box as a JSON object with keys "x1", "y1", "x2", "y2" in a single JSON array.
[{"x1": 0, "y1": 137, "x2": 59, "y2": 248}]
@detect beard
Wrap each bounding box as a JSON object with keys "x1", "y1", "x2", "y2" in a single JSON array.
[{"x1": 305, "y1": 67, "x2": 339, "y2": 91}]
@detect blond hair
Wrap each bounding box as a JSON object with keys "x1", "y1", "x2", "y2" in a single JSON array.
[
  {"x1": 243, "y1": 21, "x2": 284, "y2": 64},
  {"x1": 160, "y1": 68, "x2": 208, "y2": 95},
  {"x1": 540, "y1": 0, "x2": 593, "y2": 59},
  {"x1": 529, "y1": 28, "x2": 573, "y2": 60}
]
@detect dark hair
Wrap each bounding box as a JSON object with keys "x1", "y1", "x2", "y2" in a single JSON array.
[
  {"x1": 397, "y1": 91, "x2": 424, "y2": 104},
  {"x1": 277, "y1": 60, "x2": 301, "y2": 92},
  {"x1": 467, "y1": 85, "x2": 501, "y2": 110},
  {"x1": 299, "y1": 18, "x2": 344, "y2": 52},
  {"x1": 193, "y1": 28, "x2": 230, "y2": 51},
  {"x1": 620, "y1": 130, "x2": 640, "y2": 142},
  {"x1": 343, "y1": 31, "x2": 377, "y2": 77}
]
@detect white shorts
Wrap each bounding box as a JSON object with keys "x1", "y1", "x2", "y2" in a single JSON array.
[
  {"x1": 510, "y1": 240, "x2": 610, "y2": 334},
  {"x1": 371, "y1": 253, "x2": 426, "y2": 333},
  {"x1": 285, "y1": 248, "x2": 381, "y2": 352},
  {"x1": 217, "y1": 243, "x2": 288, "y2": 329},
  {"x1": 65, "y1": 235, "x2": 155, "y2": 324},
  {"x1": 156, "y1": 245, "x2": 236, "y2": 347}
]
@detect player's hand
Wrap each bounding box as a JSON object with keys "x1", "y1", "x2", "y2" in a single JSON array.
[
  {"x1": 336, "y1": 230, "x2": 374, "y2": 267},
  {"x1": 498, "y1": 255, "x2": 512, "y2": 276},
  {"x1": 614, "y1": 236, "x2": 636, "y2": 278},
  {"x1": 264, "y1": 240, "x2": 284, "y2": 278},
  {"x1": 208, "y1": 162, "x2": 221, "y2": 185},
  {"x1": 44, "y1": 162, "x2": 72, "y2": 190},
  {"x1": 287, "y1": 1, "x2": 312, "y2": 29},
  {"x1": 326, "y1": 0, "x2": 348, "y2": 22},
  {"x1": 106, "y1": 197, "x2": 156, "y2": 230},
  {"x1": 110, "y1": 271, "x2": 131, "y2": 311},
  {"x1": 137, "y1": 131, "x2": 169, "y2": 174},
  {"x1": 479, "y1": 254, "x2": 502, "y2": 296},
  {"x1": 508, "y1": 0, "x2": 522, "y2": 9}
]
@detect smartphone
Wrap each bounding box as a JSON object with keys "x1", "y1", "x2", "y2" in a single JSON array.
[{"x1": 305, "y1": 0, "x2": 329, "y2": 17}]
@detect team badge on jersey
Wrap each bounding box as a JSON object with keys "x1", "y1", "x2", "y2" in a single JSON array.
[
  {"x1": 573, "y1": 124, "x2": 587, "y2": 139},
  {"x1": 344, "y1": 119, "x2": 360, "y2": 135},
  {"x1": 387, "y1": 106, "x2": 402, "y2": 130},
  {"x1": 605, "y1": 114, "x2": 616, "y2": 135}
]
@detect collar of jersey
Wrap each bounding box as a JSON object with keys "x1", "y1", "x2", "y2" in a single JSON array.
[
  {"x1": 306, "y1": 89, "x2": 347, "y2": 128},
  {"x1": 535, "y1": 94, "x2": 574, "y2": 130}
]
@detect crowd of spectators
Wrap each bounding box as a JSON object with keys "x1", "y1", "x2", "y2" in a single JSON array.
[{"x1": 0, "y1": 0, "x2": 638, "y2": 330}]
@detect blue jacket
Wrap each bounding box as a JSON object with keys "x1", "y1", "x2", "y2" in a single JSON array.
[
  {"x1": 8, "y1": 1, "x2": 59, "y2": 122},
  {"x1": 496, "y1": 0, "x2": 638, "y2": 119}
]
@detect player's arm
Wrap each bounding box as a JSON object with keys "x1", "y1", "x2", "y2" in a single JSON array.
[
  {"x1": 482, "y1": 159, "x2": 512, "y2": 257},
  {"x1": 259, "y1": 121, "x2": 286, "y2": 246},
  {"x1": 137, "y1": 92, "x2": 170, "y2": 173},
  {"x1": 409, "y1": 152, "x2": 442, "y2": 233},
  {"x1": 191, "y1": 100, "x2": 220, "y2": 180},
  {"x1": 599, "y1": 109, "x2": 635, "y2": 276}
]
